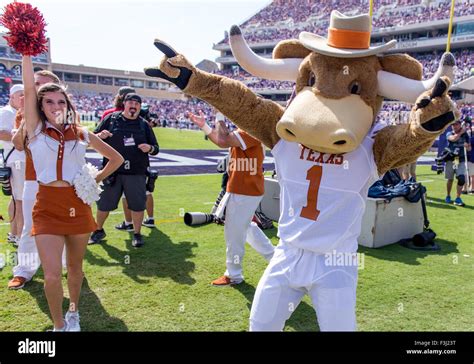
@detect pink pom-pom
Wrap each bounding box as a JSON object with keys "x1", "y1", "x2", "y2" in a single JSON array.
[{"x1": 0, "y1": 2, "x2": 48, "y2": 56}]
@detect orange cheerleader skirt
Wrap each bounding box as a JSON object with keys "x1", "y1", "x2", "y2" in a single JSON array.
[{"x1": 32, "y1": 185, "x2": 97, "y2": 236}]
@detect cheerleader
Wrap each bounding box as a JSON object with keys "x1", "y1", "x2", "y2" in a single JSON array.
[{"x1": 22, "y1": 54, "x2": 123, "y2": 331}]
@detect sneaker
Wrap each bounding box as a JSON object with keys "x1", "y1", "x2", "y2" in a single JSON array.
[
  {"x1": 52, "y1": 320, "x2": 68, "y2": 332},
  {"x1": 142, "y1": 218, "x2": 155, "y2": 228},
  {"x1": 8, "y1": 276, "x2": 27, "y2": 290},
  {"x1": 65, "y1": 311, "x2": 80, "y2": 332},
  {"x1": 88, "y1": 229, "x2": 106, "y2": 245},
  {"x1": 115, "y1": 221, "x2": 134, "y2": 231},
  {"x1": 211, "y1": 275, "x2": 243, "y2": 286},
  {"x1": 445, "y1": 196, "x2": 452, "y2": 204},
  {"x1": 7, "y1": 233, "x2": 17, "y2": 245},
  {"x1": 454, "y1": 197, "x2": 465, "y2": 207},
  {"x1": 131, "y1": 233, "x2": 144, "y2": 248}
]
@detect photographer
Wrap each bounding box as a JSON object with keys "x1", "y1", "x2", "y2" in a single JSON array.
[
  {"x1": 444, "y1": 120, "x2": 471, "y2": 206},
  {"x1": 100, "y1": 86, "x2": 135, "y2": 121},
  {"x1": 91, "y1": 94, "x2": 159, "y2": 247},
  {"x1": 0, "y1": 84, "x2": 25, "y2": 246},
  {"x1": 115, "y1": 103, "x2": 159, "y2": 230}
]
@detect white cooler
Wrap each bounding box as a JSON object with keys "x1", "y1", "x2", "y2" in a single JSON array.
[{"x1": 259, "y1": 177, "x2": 425, "y2": 248}]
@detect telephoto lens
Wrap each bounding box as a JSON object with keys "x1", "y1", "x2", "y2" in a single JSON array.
[
  {"x1": 184, "y1": 212, "x2": 215, "y2": 226},
  {"x1": 436, "y1": 159, "x2": 444, "y2": 174},
  {"x1": 1, "y1": 180, "x2": 12, "y2": 196},
  {"x1": 146, "y1": 171, "x2": 159, "y2": 192}
]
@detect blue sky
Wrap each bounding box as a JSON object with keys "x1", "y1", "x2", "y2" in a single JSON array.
[{"x1": 0, "y1": 0, "x2": 270, "y2": 71}]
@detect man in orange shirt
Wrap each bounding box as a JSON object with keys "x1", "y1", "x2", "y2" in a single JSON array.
[{"x1": 188, "y1": 111, "x2": 274, "y2": 286}]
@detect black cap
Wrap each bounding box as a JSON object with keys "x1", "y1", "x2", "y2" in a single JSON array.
[
  {"x1": 124, "y1": 93, "x2": 142, "y2": 104},
  {"x1": 118, "y1": 86, "x2": 136, "y2": 97}
]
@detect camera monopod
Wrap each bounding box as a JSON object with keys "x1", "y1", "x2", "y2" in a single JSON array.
[{"x1": 463, "y1": 147, "x2": 472, "y2": 191}]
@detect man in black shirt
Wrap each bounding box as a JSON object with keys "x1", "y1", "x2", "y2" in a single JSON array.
[
  {"x1": 445, "y1": 120, "x2": 471, "y2": 206},
  {"x1": 90, "y1": 93, "x2": 159, "y2": 247}
]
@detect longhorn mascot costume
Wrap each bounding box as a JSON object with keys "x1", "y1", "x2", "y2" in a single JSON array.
[{"x1": 145, "y1": 11, "x2": 459, "y2": 331}]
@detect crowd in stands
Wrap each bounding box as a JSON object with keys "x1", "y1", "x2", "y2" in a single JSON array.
[
  {"x1": 0, "y1": 85, "x2": 470, "y2": 131},
  {"x1": 4, "y1": 85, "x2": 471, "y2": 129},
  {"x1": 412, "y1": 49, "x2": 473, "y2": 81},
  {"x1": 218, "y1": 0, "x2": 473, "y2": 45},
  {"x1": 212, "y1": 68, "x2": 295, "y2": 90},
  {"x1": 213, "y1": 48, "x2": 473, "y2": 91},
  {"x1": 378, "y1": 101, "x2": 472, "y2": 125},
  {"x1": 69, "y1": 92, "x2": 219, "y2": 130},
  {"x1": 0, "y1": 47, "x2": 471, "y2": 129}
]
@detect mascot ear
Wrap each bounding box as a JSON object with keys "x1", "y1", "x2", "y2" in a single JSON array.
[
  {"x1": 379, "y1": 54, "x2": 422, "y2": 81},
  {"x1": 273, "y1": 39, "x2": 312, "y2": 60}
]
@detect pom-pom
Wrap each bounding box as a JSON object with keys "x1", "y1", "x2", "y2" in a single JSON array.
[
  {"x1": 0, "y1": 2, "x2": 48, "y2": 56},
  {"x1": 72, "y1": 163, "x2": 103, "y2": 206}
]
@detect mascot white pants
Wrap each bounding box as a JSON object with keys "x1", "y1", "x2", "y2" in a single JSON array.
[{"x1": 250, "y1": 243, "x2": 358, "y2": 331}]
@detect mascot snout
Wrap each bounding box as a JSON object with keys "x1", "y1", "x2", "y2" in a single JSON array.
[{"x1": 276, "y1": 89, "x2": 373, "y2": 154}]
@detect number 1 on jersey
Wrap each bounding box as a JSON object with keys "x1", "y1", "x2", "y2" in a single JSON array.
[{"x1": 300, "y1": 165, "x2": 322, "y2": 221}]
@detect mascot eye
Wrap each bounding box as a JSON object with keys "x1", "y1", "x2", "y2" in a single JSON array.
[
  {"x1": 308, "y1": 72, "x2": 316, "y2": 87},
  {"x1": 349, "y1": 81, "x2": 361, "y2": 95}
]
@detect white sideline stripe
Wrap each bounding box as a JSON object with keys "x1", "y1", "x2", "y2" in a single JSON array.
[
  {"x1": 87, "y1": 152, "x2": 215, "y2": 167},
  {"x1": 417, "y1": 179, "x2": 434, "y2": 183},
  {"x1": 418, "y1": 156, "x2": 435, "y2": 162},
  {"x1": 205, "y1": 155, "x2": 275, "y2": 163},
  {"x1": 160, "y1": 173, "x2": 219, "y2": 177},
  {"x1": 86, "y1": 151, "x2": 275, "y2": 167},
  {"x1": 152, "y1": 153, "x2": 216, "y2": 167}
]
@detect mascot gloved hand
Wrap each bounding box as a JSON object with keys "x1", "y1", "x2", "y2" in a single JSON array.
[{"x1": 145, "y1": 40, "x2": 193, "y2": 90}]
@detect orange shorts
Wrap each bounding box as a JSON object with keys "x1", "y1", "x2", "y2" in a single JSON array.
[{"x1": 32, "y1": 185, "x2": 97, "y2": 236}]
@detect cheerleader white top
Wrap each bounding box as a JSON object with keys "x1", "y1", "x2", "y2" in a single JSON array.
[{"x1": 29, "y1": 121, "x2": 89, "y2": 184}]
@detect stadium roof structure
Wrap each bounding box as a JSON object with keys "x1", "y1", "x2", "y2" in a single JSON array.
[{"x1": 452, "y1": 76, "x2": 474, "y2": 93}]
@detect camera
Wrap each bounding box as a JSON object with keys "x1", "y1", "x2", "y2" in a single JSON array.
[
  {"x1": 148, "y1": 118, "x2": 159, "y2": 128},
  {"x1": 436, "y1": 148, "x2": 458, "y2": 163},
  {"x1": 0, "y1": 174, "x2": 12, "y2": 196},
  {"x1": 435, "y1": 148, "x2": 459, "y2": 174},
  {"x1": 140, "y1": 105, "x2": 159, "y2": 128},
  {"x1": 146, "y1": 170, "x2": 159, "y2": 192},
  {"x1": 0, "y1": 149, "x2": 12, "y2": 196}
]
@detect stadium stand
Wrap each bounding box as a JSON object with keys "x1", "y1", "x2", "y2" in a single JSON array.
[{"x1": 217, "y1": 0, "x2": 473, "y2": 44}]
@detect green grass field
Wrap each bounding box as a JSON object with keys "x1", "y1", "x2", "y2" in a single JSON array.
[
  {"x1": 0, "y1": 165, "x2": 472, "y2": 331},
  {"x1": 80, "y1": 122, "x2": 220, "y2": 150}
]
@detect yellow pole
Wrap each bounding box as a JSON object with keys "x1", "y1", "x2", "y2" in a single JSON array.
[
  {"x1": 446, "y1": 0, "x2": 456, "y2": 52},
  {"x1": 369, "y1": 0, "x2": 374, "y2": 31}
]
